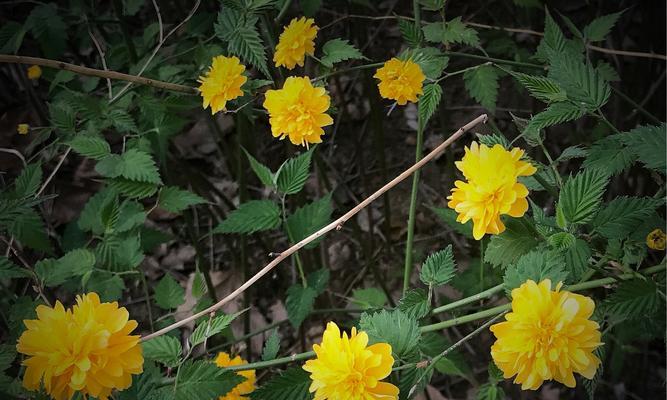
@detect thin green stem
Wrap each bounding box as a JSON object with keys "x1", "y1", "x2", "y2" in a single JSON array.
[
  {"x1": 422, "y1": 304, "x2": 511, "y2": 333},
  {"x1": 595, "y1": 111, "x2": 623, "y2": 135},
  {"x1": 539, "y1": 141, "x2": 564, "y2": 188},
  {"x1": 444, "y1": 51, "x2": 544, "y2": 69},
  {"x1": 226, "y1": 351, "x2": 316, "y2": 372},
  {"x1": 431, "y1": 284, "x2": 504, "y2": 314},
  {"x1": 479, "y1": 238, "x2": 486, "y2": 293},
  {"x1": 413, "y1": 0, "x2": 422, "y2": 46},
  {"x1": 403, "y1": 113, "x2": 425, "y2": 294},
  {"x1": 274, "y1": 0, "x2": 293, "y2": 23},
  {"x1": 281, "y1": 195, "x2": 307, "y2": 287},
  {"x1": 312, "y1": 62, "x2": 383, "y2": 82}
]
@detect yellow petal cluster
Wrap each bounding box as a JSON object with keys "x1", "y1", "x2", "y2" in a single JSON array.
[
  {"x1": 215, "y1": 352, "x2": 256, "y2": 400},
  {"x1": 303, "y1": 322, "x2": 399, "y2": 400},
  {"x1": 17, "y1": 293, "x2": 143, "y2": 400},
  {"x1": 27, "y1": 65, "x2": 42, "y2": 80},
  {"x1": 373, "y1": 58, "x2": 424, "y2": 105},
  {"x1": 274, "y1": 17, "x2": 318, "y2": 69},
  {"x1": 447, "y1": 142, "x2": 536, "y2": 240},
  {"x1": 198, "y1": 55, "x2": 247, "y2": 114},
  {"x1": 17, "y1": 123, "x2": 30, "y2": 135},
  {"x1": 263, "y1": 76, "x2": 333, "y2": 146},
  {"x1": 490, "y1": 280, "x2": 602, "y2": 390},
  {"x1": 646, "y1": 228, "x2": 666, "y2": 250}
]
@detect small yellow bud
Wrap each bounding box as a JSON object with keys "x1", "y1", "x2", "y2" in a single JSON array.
[
  {"x1": 27, "y1": 65, "x2": 42, "y2": 80},
  {"x1": 17, "y1": 124, "x2": 29, "y2": 135},
  {"x1": 646, "y1": 228, "x2": 666, "y2": 251}
]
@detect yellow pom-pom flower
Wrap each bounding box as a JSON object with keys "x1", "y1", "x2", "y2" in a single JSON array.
[
  {"x1": 17, "y1": 123, "x2": 30, "y2": 135},
  {"x1": 447, "y1": 142, "x2": 536, "y2": 240},
  {"x1": 263, "y1": 76, "x2": 333, "y2": 146},
  {"x1": 490, "y1": 280, "x2": 602, "y2": 390},
  {"x1": 274, "y1": 17, "x2": 318, "y2": 69},
  {"x1": 16, "y1": 293, "x2": 143, "y2": 400},
  {"x1": 303, "y1": 322, "x2": 399, "y2": 400},
  {"x1": 198, "y1": 55, "x2": 247, "y2": 114},
  {"x1": 27, "y1": 65, "x2": 42, "y2": 80},
  {"x1": 215, "y1": 352, "x2": 256, "y2": 400},
  {"x1": 646, "y1": 228, "x2": 666, "y2": 250},
  {"x1": 373, "y1": 58, "x2": 425, "y2": 105}
]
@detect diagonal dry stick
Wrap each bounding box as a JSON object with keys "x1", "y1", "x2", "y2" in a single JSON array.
[{"x1": 141, "y1": 113, "x2": 489, "y2": 341}]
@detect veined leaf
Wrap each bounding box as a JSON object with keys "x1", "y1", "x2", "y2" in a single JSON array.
[
  {"x1": 464, "y1": 65, "x2": 499, "y2": 113},
  {"x1": 503, "y1": 251, "x2": 569, "y2": 295},
  {"x1": 549, "y1": 55, "x2": 611, "y2": 111},
  {"x1": 418, "y1": 83, "x2": 443, "y2": 125},
  {"x1": 423, "y1": 17, "x2": 480, "y2": 47},
  {"x1": 0, "y1": 256, "x2": 30, "y2": 279},
  {"x1": 158, "y1": 186, "x2": 207, "y2": 213},
  {"x1": 285, "y1": 284, "x2": 317, "y2": 328},
  {"x1": 13, "y1": 163, "x2": 42, "y2": 198},
  {"x1": 243, "y1": 149, "x2": 275, "y2": 188},
  {"x1": 351, "y1": 288, "x2": 388, "y2": 309},
  {"x1": 175, "y1": 360, "x2": 245, "y2": 400},
  {"x1": 142, "y1": 336, "x2": 181, "y2": 367},
  {"x1": 431, "y1": 206, "x2": 474, "y2": 238},
  {"x1": 261, "y1": 329, "x2": 281, "y2": 361},
  {"x1": 228, "y1": 25, "x2": 269, "y2": 78},
  {"x1": 484, "y1": 218, "x2": 539, "y2": 268},
  {"x1": 398, "y1": 18, "x2": 423, "y2": 48},
  {"x1": 621, "y1": 123, "x2": 666, "y2": 173},
  {"x1": 604, "y1": 279, "x2": 660, "y2": 319},
  {"x1": 524, "y1": 102, "x2": 586, "y2": 136},
  {"x1": 557, "y1": 170, "x2": 609, "y2": 225},
  {"x1": 285, "y1": 194, "x2": 332, "y2": 249},
  {"x1": 583, "y1": 134, "x2": 635, "y2": 175},
  {"x1": 154, "y1": 274, "x2": 185, "y2": 310},
  {"x1": 398, "y1": 289, "x2": 430, "y2": 320},
  {"x1": 276, "y1": 148, "x2": 315, "y2": 195},
  {"x1": 420, "y1": 245, "x2": 456, "y2": 287},
  {"x1": 320, "y1": 39, "x2": 365, "y2": 68},
  {"x1": 108, "y1": 178, "x2": 159, "y2": 199},
  {"x1": 213, "y1": 200, "x2": 281, "y2": 234},
  {"x1": 251, "y1": 367, "x2": 312, "y2": 400},
  {"x1": 534, "y1": 8, "x2": 567, "y2": 62},
  {"x1": 120, "y1": 149, "x2": 162, "y2": 184},
  {"x1": 583, "y1": 11, "x2": 623, "y2": 42},
  {"x1": 359, "y1": 309, "x2": 421, "y2": 360},
  {"x1": 190, "y1": 311, "x2": 243, "y2": 347},
  {"x1": 509, "y1": 71, "x2": 567, "y2": 103},
  {"x1": 593, "y1": 197, "x2": 661, "y2": 239},
  {"x1": 68, "y1": 135, "x2": 111, "y2": 160}
]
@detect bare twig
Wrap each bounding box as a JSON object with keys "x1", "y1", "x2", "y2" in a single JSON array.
[
  {"x1": 151, "y1": 0, "x2": 164, "y2": 43},
  {"x1": 0, "y1": 148, "x2": 27, "y2": 167},
  {"x1": 35, "y1": 146, "x2": 71, "y2": 197},
  {"x1": 141, "y1": 114, "x2": 488, "y2": 341},
  {"x1": 86, "y1": 22, "x2": 113, "y2": 99}
]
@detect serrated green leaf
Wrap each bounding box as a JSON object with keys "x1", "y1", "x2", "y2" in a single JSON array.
[
  {"x1": 621, "y1": 123, "x2": 666, "y2": 173},
  {"x1": 251, "y1": 367, "x2": 312, "y2": 400},
  {"x1": 243, "y1": 149, "x2": 275, "y2": 188},
  {"x1": 154, "y1": 274, "x2": 185, "y2": 310},
  {"x1": 286, "y1": 194, "x2": 332, "y2": 249},
  {"x1": 423, "y1": 17, "x2": 480, "y2": 47},
  {"x1": 557, "y1": 170, "x2": 609, "y2": 225},
  {"x1": 583, "y1": 134, "x2": 635, "y2": 175},
  {"x1": 285, "y1": 284, "x2": 317, "y2": 328},
  {"x1": 276, "y1": 148, "x2": 314, "y2": 195},
  {"x1": 524, "y1": 102, "x2": 586, "y2": 136},
  {"x1": 476, "y1": 133, "x2": 511, "y2": 149},
  {"x1": 419, "y1": 332, "x2": 471, "y2": 378},
  {"x1": 418, "y1": 83, "x2": 442, "y2": 125},
  {"x1": 464, "y1": 65, "x2": 499, "y2": 113},
  {"x1": 0, "y1": 344, "x2": 16, "y2": 372},
  {"x1": 0, "y1": 21, "x2": 26, "y2": 54},
  {"x1": 398, "y1": 18, "x2": 423, "y2": 48},
  {"x1": 116, "y1": 362, "x2": 162, "y2": 400},
  {"x1": 431, "y1": 206, "x2": 474, "y2": 238},
  {"x1": 108, "y1": 178, "x2": 159, "y2": 199},
  {"x1": 484, "y1": 218, "x2": 540, "y2": 268},
  {"x1": 120, "y1": 149, "x2": 162, "y2": 184},
  {"x1": 476, "y1": 383, "x2": 505, "y2": 400},
  {"x1": 605, "y1": 279, "x2": 659, "y2": 319},
  {"x1": 351, "y1": 287, "x2": 387, "y2": 309},
  {"x1": 404, "y1": 47, "x2": 448, "y2": 80},
  {"x1": 26, "y1": 3, "x2": 66, "y2": 58},
  {"x1": 116, "y1": 201, "x2": 146, "y2": 233},
  {"x1": 13, "y1": 163, "x2": 42, "y2": 198},
  {"x1": 593, "y1": 197, "x2": 661, "y2": 239},
  {"x1": 85, "y1": 270, "x2": 125, "y2": 301},
  {"x1": 535, "y1": 8, "x2": 567, "y2": 62},
  {"x1": 359, "y1": 309, "x2": 421, "y2": 360},
  {"x1": 547, "y1": 232, "x2": 576, "y2": 250},
  {"x1": 503, "y1": 251, "x2": 569, "y2": 295},
  {"x1": 320, "y1": 39, "x2": 365, "y2": 68},
  {"x1": 398, "y1": 289, "x2": 430, "y2": 320},
  {"x1": 108, "y1": 109, "x2": 137, "y2": 133},
  {"x1": 214, "y1": 200, "x2": 281, "y2": 234},
  {"x1": 228, "y1": 26, "x2": 269, "y2": 78},
  {"x1": 159, "y1": 186, "x2": 206, "y2": 213},
  {"x1": 307, "y1": 268, "x2": 329, "y2": 295},
  {"x1": 0, "y1": 256, "x2": 30, "y2": 279},
  {"x1": 563, "y1": 238, "x2": 591, "y2": 282},
  {"x1": 175, "y1": 360, "x2": 245, "y2": 400},
  {"x1": 36, "y1": 249, "x2": 96, "y2": 287},
  {"x1": 9, "y1": 208, "x2": 51, "y2": 252},
  {"x1": 419, "y1": 0, "x2": 445, "y2": 10},
  {"x1": 190, "y1": 311, "x2": 243, "y2": 347},
  {"x1": 79, "y1": 189, "x2": 116, "y2": 234},
  {"x1": 261, "y1": 329, "x2": 281, "y2": 361},
  {"x1": 143, "y1": 336, "x2": 182, "y2": 367},
  {"x1": 509, "y1": 71, "x2": 567, "y2": 103},
  {"x1": 96, "y1": 155, "x2": 125, "y2": 178},
  {"x1": 68, "y1": 135, "x2": 111, "y2": 160},
  {"x1": 583, "y1": 11, "x2": 623, "y2": 42},
  {"x1": 555, "y1": 145, "x2": 588, "y2": 164},
  {"x1": 596, "y1": 61, "x2": 620, "y2": 82},
  {"x1": 420, "y1": 245, "x2": 456, "y2": 287},
  {"x1": 549, "y1": 56, "x2": 611, "y2": 111}
]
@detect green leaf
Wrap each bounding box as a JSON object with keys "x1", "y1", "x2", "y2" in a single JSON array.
[
  {"x1": 307, "y1": 268, "x2": 330, "y2": 295},
  {"x1": 36, "y1": 249, "x2": 96, "y2": 287},
  {"x1": 85, "y1": 270, "x2": 125, "y2": 301},
  {"x1": 549, "y1": 56, "x2": 611, "y2": 111},
  {"x1": 351, "y1": 287, "x2": 387, "y2": 309},
  {"x1": 484, "y1": 218, "x2": 539, "y2": 268},
  {"x1": 476, "y1": 383, "x2": 505, "y2": 400},
  {"x1": 154, "y1": 274, "x2": 185, "y2": 310},
  {"x1": 604, "y1": 279, "x2": 659, "y2": 319},
  {"x1": 190, "y1": 311, "x2": 242, "y2": 347},
  {"x1": 243, "y1": 149, "x2": 275, "y2": 188},
  {"x1": 25, "y1": 4, "x2": 66, "y2": 58},
  {"x1": 621, "y1": 123, "x2": 666, "y2": 173},
  {"x1": 593, "y1": 197, "x2": 661, "y2": 239},
  {"x1": 120, "y1": 149, "x2": 162, "y2": 184},
  {"x1": 398, "y1": 18, "x2": 424, "y2": 48},
  {"x1": 431, "y1": 206, "x2": 473, "y2": 238},
  {"x1": 108, "y1": 109, "x2": 138, "y2": 133},
  {"x1": 547, "y1": 232, "x2": 576, "y2": 250},
  {"x1": 320, "y1": 39, "x2": 365, "y2": 68},
  {"x1": 419, "y1": 332, "x2": 471, "y2": 378},
  {"x1": 535, "y1": 8, "x2": 567, "y2": 62},
  {"x1": 0, "y1": 21, "x2": 26, "y2": 54},
  {"x1": 228, "y1": 25, "x2": 270, "y2": 78},
  {"x1": 420, "y1": 245, "x2": 456, "y2": 287},
  {"x1": 596, "y1": 61, "x2": 620, "y2": 82},
  {"x1": 116, "y1": 362, "x2": 162, "y2": 400},
  {"x1": 159, "y1": 186, "x2": 207, "y2": 213},
  {"x1": 359, "y1": 309, "x2": 421, "y2": 360},
  {"x1": 557, "y1": 170, "x2": 609, "y2": 225},
  {"x1": 524, "y1": 101, "x2": 586, "y2": 135},
  {"x1": 563, "y1": 238, "x2": 591, "y2": 282},
  {"x1": 583, "y1": 11, "x2": 623, "y2": 42},
  {"x1": 261, "y1": 329, "x2": 281, "y2": 361},
  {"x1": 175, "y1": 360, "x2": 245, "y2": 400},
  {"x1": 13, "y1": 163, "x2": 42, "y2": 198},
  {"x1": 108, "y1": 178, "x2": 159, "y2": 199},
  {"x1": 96, "y1": 155, "x2": 125, "y2": 178},
  {"x1": 503, "y1": 251, "x2": 569, "y2": 295},
  {"x1": 251, "y1": 367, "x2": 312, "y2": 400},
  {"x1": 9, "y1": 208, "x2": 51, "y2": 252},
  {"x1": 116, "y1": 201, "x2": 147, "y2": 232},
  {"x1": 68, "y1": 135, "x2": 111, "y2": 160},
  {"x1": 418, "y1": 83, "x2": 442, "y2": 125},
  {"x1": 583, "y1": 134, "x2": 635, "y2": 176},
  {"x1": 286, "y1": 194, "x2": 332, "y2": 249},
  {"x1": 406, "y1": 47, "x2": 448, "y2": 80},
  {"x1": 555, "y1": 145, "x2": 588, "y2": 164},
  {"x1": 0, "y1": 257, "x2": 30, "y2": 279},
  {"x1": 78, "y1": 189, "x2": 115, "y2": 234},
  {"x1": 423, "y1": 17, "x2": 480, "y2": 47},
  {"x1": 419, "y1": 0, "x2": 445, "y2": 11},
  {"x1": 464, "y1": 65, "x2": 499, "y2": 113},
  {"x1": 0, "y1": 344, "x2": 16, "y2": 372},
  {"x1": 285, "y1": 284, "x2": 317, "y2": 328},
  {"x1": 398, "y1": 289, "x2": 430, "y2": 320},
  {"x1": 276, "y1": 148, "x2": 314, "y2": 195},
  {"x1": 143, "y1": 336, "x2": 182, "y2": 367},
  {"x1": 509, "y1": 71, "x2": 567, "y2": 103},
  {"x1": 213, "y1": 200, "x2": 281, "y2": 234}
]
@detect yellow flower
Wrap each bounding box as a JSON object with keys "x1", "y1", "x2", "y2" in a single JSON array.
[
  {"x1": 17, "y1": 293, "x2": 143, "y2": 400},
  {"x1": 27, "y1": 65, "x2": 42, "y2": 80},
  {"x1": 263, "y1": 76, "x2": 333, "y2": 146},
  {"x1": 447, "y1": 142, "x2": 536, "y2": 240},
  {"x1": 17, "y1": 123, "x2": 30, "y2": 135},
  {"x1": 303, "y1": 322, "x2": 399, "y2": 400},
  {"x1": 646, "y1": 228, "x2": 666, "y2": 250},
  {"x1": 274, "y1": 17, "x2": 318, "y2": 69},
  {"x1": 215, "y1": 352, "x2": 256, "y2": 400},
  {"x1": 490, "y1": 280, "x2": 602, "y2": 390},
  {"x1": 198, "y1": 55, "x2": 247, "y2": 114},
  {"x1": 373, "y1": 58, "x2": 425, "y2": 105}
]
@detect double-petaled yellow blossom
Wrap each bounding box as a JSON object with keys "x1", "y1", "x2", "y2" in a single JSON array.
[
  {"x1": 263, "y1": 76, "x2": 333, "y2": 146},
  {"x1": 490, "y1": 280, "x2": 602, "y2": 390},
  {"x1": 198, "y1": 55, "x2": 247, "y2": 114},
  {"x1": 17, "y1": 123, "x2": 30, "y2": 135},
  {"x1": 274, "y1": 17, "x2": 318, "y2": 69},
  {"x1": 215, "y1": 352, "x2": 256, "y2": 400},
  {"x1": 303, "y1": 322, "x2": 399, "y2": 400},
  {"x1": 646, "y1": 228, "x2": 666, "y2": 250},
  {"x1": 16, "y1": 293, "x2": 143, "y2": 400},
  {"x1": 373, "y1": 58, "x2": 424, "y2": 105},
  {"x1": 27, "y1": 65, "x2": 42, "y2": 80},
  {"x1": 447, "y1": 142, "x2": 536, "y2": 240}
]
